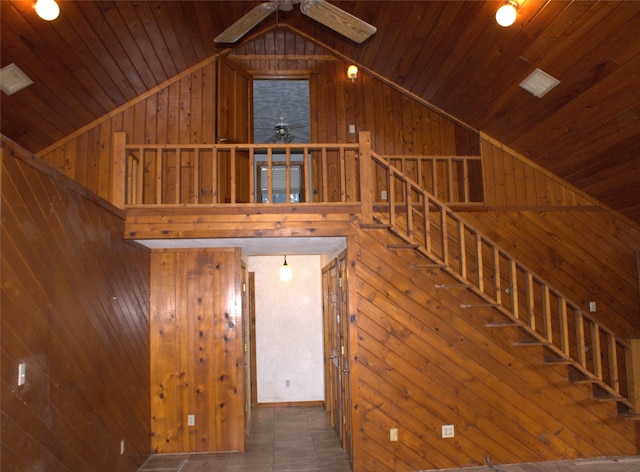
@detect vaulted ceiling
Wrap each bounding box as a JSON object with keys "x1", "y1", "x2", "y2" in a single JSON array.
[{"x1": 2, "y1": 1, "x2": 639, "y2": 223}]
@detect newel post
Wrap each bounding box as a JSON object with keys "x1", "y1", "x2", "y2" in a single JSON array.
[
  {"x1": 358, "y1": 131, "x2": 374, "y2": 225},
  {"x1": 628, "y1": 339, "x2": 640, "y2": 411},
  {"x1": 112, "y1": 131, "x2": 127, "y2": 209}
]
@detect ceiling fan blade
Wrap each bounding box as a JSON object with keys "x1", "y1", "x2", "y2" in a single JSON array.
[
  {"x1": 300, "y1": 0, "x2": 376, "y2": 43},
  {"x1": 214, "y1": 2, "x2": 276, "y2": 43}
]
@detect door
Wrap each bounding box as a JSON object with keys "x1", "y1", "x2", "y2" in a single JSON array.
[
  {"x1": 217, "y1": 57, "x2": 252, "y2": 202},
  {"x1": 322, "y1": 250, "x2": 352, "y2": 452},
  {"x1": 322, "y1": 259, "x2": 342, "y2": 431},
  {"x1": 337, "y1": 250, "x2": 352, "y2": 454}
]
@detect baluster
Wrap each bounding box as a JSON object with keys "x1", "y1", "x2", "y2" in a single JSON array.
[
  {"x1": 493, "y1": 245, "x2": 501, "y2": 306},
  {"x1": 388, "y1": 170, "x2": 395, "y2": 227},
  {"x1": 303, "y1": 147, "x2": 311, "y2": 203},
  {"x1": 249, "y1": 148, "x2": 255, "y2": 203},
  {"x1": 542, "y1": 284, "x2": 552, "y2": 343},
  {"x1": 475, "y1": 232, "x2": 484, "y2": 293},
  {"x1": 194, "y1": 149, "x2": 200, "y2": 204},
  {"x1": 175, "y1": 149, "x2": 181, "y2": 204},
  {"x1": 463, "y1": 158, "x2": 470, "y2": 203},
  {"x1": 457, "y1": 218, "x2": 466, "y2": 279},
  {"x1": 576, "y1": 311, "x2": 586, "y2": 368},
  {"x1": 440, "y1": 204, "x2": 448, "y2": 266},
  {"x1": 267, "y1": 148, "x2": 273, "y2": 204},
  {"x1": 340, "y1": 147, "x2": 347, "y2": 202},
  {"x1": 229, "y1": 147, "x2": 236, "y2": 204},
  {"x1": 525, "y1": 271, "x2": 535, "y2": 331},
  {"x1": 321, "y1": 147, "x2": 329, "y2": 202},
  {"x1": 592, "y1": 321, "x2": 602, "y2": 380},
  {"x1": 509, "y1": 260, "x2": 518, "y2": 319},
  {"x1": 406, "y1": 183, "x2": 413, "y2": 236},
  {"x1": 286, "y1": 147, "x2": 291, "y2": 202},
  {"x1": 607, "y1": 333, "x2": 619, "y2": 393},
  {"x1": 558, "y1": 298, "x2": 570, "y2": 355},
  {"x1": 211, "y1": 147, "x2": 218, "y2": 203},
  {"x1": 156, "y1": 150, "x2": 163, "y2": 204}
]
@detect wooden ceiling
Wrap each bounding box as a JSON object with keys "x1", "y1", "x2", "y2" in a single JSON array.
[{"x1": 2, "y1": 1, "x2": 639, "y2": 224}]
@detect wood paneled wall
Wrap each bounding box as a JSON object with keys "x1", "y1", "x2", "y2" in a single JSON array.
[
  {"x1": 471, "y1": 135, "x2": 640, "y2": 338},
  {"x1": 1, "y1": 138, "x2": 151, "y2": 471},
  {"x1": 353, "y1": 225, "x2": 638, "y2": 471},
  {"x1": 36, "y1": 28, "x2": 478, "y2": 206},
  {"x1": 150, "y1": 248, "x2": 245, "y2": 454}
]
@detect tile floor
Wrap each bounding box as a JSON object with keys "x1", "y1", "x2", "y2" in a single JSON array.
[
  {"x1": 137, "y1": 406, "x2": 352, "y2": 472},
  {"x1": 138, "y1": 406, "x2": 639, "y2": 472}
]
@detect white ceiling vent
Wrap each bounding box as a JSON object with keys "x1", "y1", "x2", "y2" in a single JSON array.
[
  {"x1": 519, "y1": 68, "x2": 560, "y2": 98},
  {"x1": 0, "y1": 64, "x2": 34, "y2": 96}
]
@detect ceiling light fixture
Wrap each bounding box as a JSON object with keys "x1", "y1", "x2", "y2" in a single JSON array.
[
  {"x1": 495, "y1": 0, "x2": 518, "y2": 27},
  {"x1": 0, "y1": 64, "x2": 33, "y2": 96},
  {"x1": 347, "y1": 65, "x2": 358, "y2": 83},
  {"x1": 519, "y1": 68, "x2": 560, "y2": 98},
  {"x1": 35, "y1": 0, "x2": 60, "y2": 21},
  {"x1": 279, "y1": 255, "x2": 293, "y2": 281}
]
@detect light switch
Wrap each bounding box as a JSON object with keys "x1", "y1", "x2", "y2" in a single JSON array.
[
  {"x1": 348, "y1": 124, "x2": 356, "y2": 134},
  {"x1": 18, "y1": 363, "x2": 26, "y2": 386}
]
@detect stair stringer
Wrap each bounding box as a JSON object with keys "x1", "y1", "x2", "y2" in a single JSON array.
[
  {"x1": 352, "y1": 225, "x2": 639, "y2": 471},
  {"x1": 360, "y1": 152, "x2": 636, "y2": 414}
]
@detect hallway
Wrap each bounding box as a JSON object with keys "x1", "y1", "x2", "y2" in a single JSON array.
[{"x1": 138, "y1": 406, "x2": 352, "y2": 471}]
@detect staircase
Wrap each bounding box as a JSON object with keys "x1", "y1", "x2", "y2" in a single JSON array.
[{"x1": 359, "y1": 150, "x2": 638, "y2": 417}]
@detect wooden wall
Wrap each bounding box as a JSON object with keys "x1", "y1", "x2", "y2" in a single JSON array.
[
  {"x1": 467, "y1": 135, "x2": 640, "y2": 338},
  {"x1": 352, "y1": 224, "x2": 638, "y2": 471},
  {"x1": 1, "y1": 138, "x2": 151, "y2": 471},
  {"x1": 149, "y1": 248, "x2": 245, "y2": 454},
  {"x1": 36, "y1": 28, "x2": 478, "y2": 206}
]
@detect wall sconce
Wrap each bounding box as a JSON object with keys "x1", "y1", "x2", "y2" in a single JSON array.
[
  {"x1": 347, "y1": 65, "x2": 358, "y2": 83},
  {"x1": 495, "y1": 0, "x2": 518, "y2": 27},
  {"x1": 35, "y1": 0, "x2": 60, "y2": 21},
  {"x1": 279, "y1": 255, "x2": 293, "y2": 281}
]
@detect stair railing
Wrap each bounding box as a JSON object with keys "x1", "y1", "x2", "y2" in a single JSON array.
[{"x1": 364, "y1": 146, "x2": 636, "y2": 412}]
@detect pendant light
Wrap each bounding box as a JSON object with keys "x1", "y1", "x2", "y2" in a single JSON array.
[{"x1": 279, "y1": 255, "x2": 293, "y2": 281}]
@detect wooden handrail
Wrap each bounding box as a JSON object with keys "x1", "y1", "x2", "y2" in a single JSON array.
[{"x1": 366, "y1": 149, "x2": 635, "y2": 410}]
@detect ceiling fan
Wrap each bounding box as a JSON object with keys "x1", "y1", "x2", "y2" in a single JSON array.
[
  {"x1": 263, "y1": 116, "x2": 305, "y2": 143},
  {"x1": 214, "y1": 0, "x2": 377, "y2": 44}
]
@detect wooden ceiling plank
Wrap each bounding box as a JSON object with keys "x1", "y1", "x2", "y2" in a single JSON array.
[
  {"x1": 387, "y1": 3, "x2": 446, "y2": 88},
  {"x1": 147, "y1": 1, "x2": 189, "y2": 74},
  {"x1": 177, "y1": 1, "x2": 213, "y2": 63},
  {"x1": 398, "y1": 2, "x2": 464, "y2": 94},
  {"x1": 1, "y1": 2, "x2": 106, "y2": 124},
  {"x1": 113, "y1": 1, "x2": 170, "y2": 84},
  {"x1": 96, "y1": 1, "x2": 160, "y2": 91},
  {"x1": 160, "y1": 1, "x2": 201, "y2": 69},
  {"x1": 414, "y1": 1, "x2": 489, "y2": 101},
  {"x1": 370, "y1": 3, "x2": 416, "y2": 79},
  {"x1": 74, "y1": 1, "x2": 149, "y2": 98}
]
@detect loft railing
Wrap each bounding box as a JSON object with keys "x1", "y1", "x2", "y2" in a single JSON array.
[
  {"x1": 111, "y1": 131, "x2": 484, "y2": 208},
  {"x1": 112, "y1": 130, "x2": 637, "y2": 410},
  {"x1": 363, "y1": 147, "x2": 638, "y2": 412},
  {"x1": 382, "y1": 155, "x2": 484, "y2": 204}
]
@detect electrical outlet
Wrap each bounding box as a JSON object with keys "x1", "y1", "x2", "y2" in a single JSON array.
[
  {"x1": 285, "y1": 379, "x2": 291, "y2": 388},
  {"x1": 188, "y1": 414, "x2": 195, "y2": 426},
  {"x1": 381, "y1": 190, "x2": 387, "y2": 200},
  {"x1": 442, "y1": 424, "x2": 454, "y2": 438},
  {"x1": 390, "y1": 427, "x2": 398, "y2": 441},
  {"x1": 589, "y1": 301, "x2": 596, "y2": 312},
  {"x1": 120, "y1": 439, "x2": 125, "y2": 455},
  {"x1": 348, "y1": 124, "x2": 356, "y2": 134}
]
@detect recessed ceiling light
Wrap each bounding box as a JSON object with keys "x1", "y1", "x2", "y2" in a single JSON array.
[
  {"x1": 0, "y1": 64, "x2": 34, "y2": 96},
  {"x1": 519, "y1": 68, "x2": 560, "y2": 98}
]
